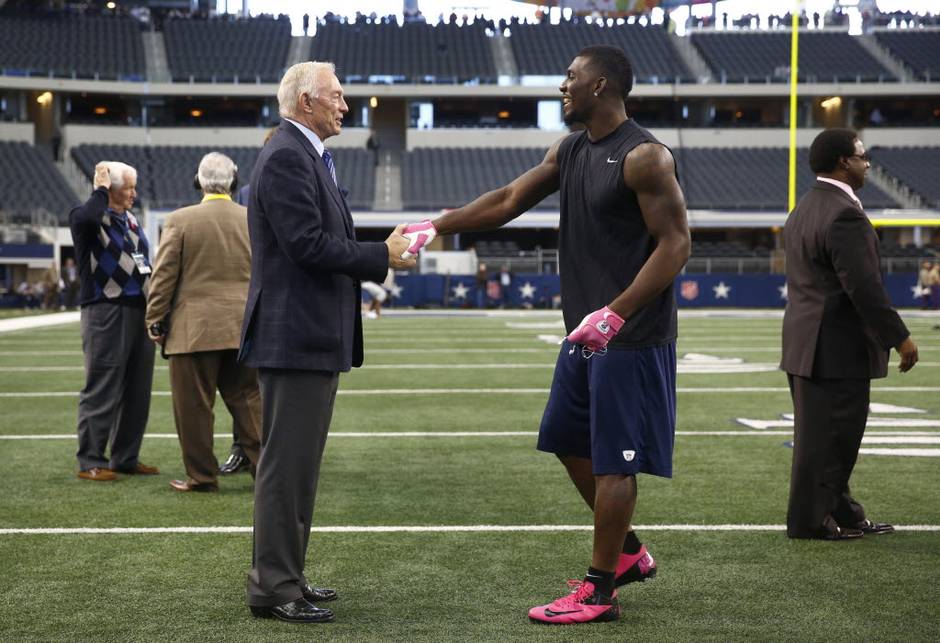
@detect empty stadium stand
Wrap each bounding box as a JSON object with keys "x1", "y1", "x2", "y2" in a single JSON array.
[
  {"x1": 71, "y1": 144, "x2": 375, "y2": 210},
  {"x1": 874, "y1": 31, "x2": 940, "y2": 81},
  {"x1": 508, "y1": 21, "x2": 690, "y2": 83},
  {"x1": 691, "y1": 31, "x2": 895, "y2": 82},
  {"x1": 164, "y1": 16, "x2": 291, "y2": 83},
  {"x1": 401, "y1": 147, "x2": 559, "y2": 210},
  {"x1": 309, "y1": 21, "x2": 497, "y2": 83},
  {"x1": 0, "y1": 13, "x2": 144, "y2": 80},
  {"x1": 870, "y1": 147, "x2": 940, "y2": 208},
  {"x1": 676, "y1": 147, "x2": 899, "y2": 210},
  {"x1": 0, "y1": 141, "x2": 78, "y2": 222}
]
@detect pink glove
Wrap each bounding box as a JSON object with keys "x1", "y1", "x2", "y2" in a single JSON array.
[
  {"x1": 566, "y1": 306, "x2": 625, "y2": 352},
  {"x1": 401, "y1": 219, "x2": 437, "y2": 260}
]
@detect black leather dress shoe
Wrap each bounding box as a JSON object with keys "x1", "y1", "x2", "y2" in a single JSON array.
[
  {"x1": 219, "y1": 452, "x2": 250, "y2": 475},
  {"x1": 302, "y1": 583, "x2": 338, "y2": 603},
  {"x1": 249, "y1": 598, "x2": 334, "y2": 623},
  {"x1": 820, "y1": 526, "x2": 864, "y2": 541},
  {"x1": 854, "y1": 519, "x2": 895, "y2": 535}
]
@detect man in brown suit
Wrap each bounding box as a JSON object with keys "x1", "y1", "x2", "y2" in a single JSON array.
[
  {"x1": 146, "y1": 152, "x2": 262, "y2": 492},
  {"x1": 781, "y1": 128, "x2": 919, "y2": 540}
]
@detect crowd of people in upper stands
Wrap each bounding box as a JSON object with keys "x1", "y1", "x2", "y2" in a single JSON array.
[{"x1": 1, "y1": 0, "x2": 937, "y2": 34}]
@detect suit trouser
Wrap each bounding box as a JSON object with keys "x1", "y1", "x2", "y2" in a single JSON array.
[
  {"x1": 168, "y1": 350, "x2": 261, "y2": 486},
  {"x1": 76, "y1": 303, "x2": 155, "y2": 471},
  {"x1": 247, "y1": 368, "x2": 338, "y2": 607},
  {"x1": 786, "y1": 374, "x2": 869, "y2": 538}
]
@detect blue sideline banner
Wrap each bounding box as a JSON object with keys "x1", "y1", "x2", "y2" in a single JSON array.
[{"x1": 381, "y1": 273, "x2": 925, "y2": 309}]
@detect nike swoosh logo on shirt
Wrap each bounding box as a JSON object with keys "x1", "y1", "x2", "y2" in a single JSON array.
[{"x1": 607, "y1": 157, "x2": 619, "y2": 163}]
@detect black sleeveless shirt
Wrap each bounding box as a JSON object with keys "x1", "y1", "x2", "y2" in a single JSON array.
[{"x1": 556, "y1": 119, "x2": 678, "y2": 348}]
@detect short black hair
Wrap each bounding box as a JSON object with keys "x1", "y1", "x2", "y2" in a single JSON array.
[
  {"x1": 576, "y1": 45, "x2": 634, "y2": 100},
  {"x1": 808, "y1": 128, "x2": 858, "y2": 174}
]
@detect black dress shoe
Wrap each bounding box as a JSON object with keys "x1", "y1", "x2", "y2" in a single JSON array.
[
  {"x1": 302, "y1": 583, "x2": 338, "y2": 603},
  {"x1": 219, "y1": 452, "x2": 250, "y2": 475},
  {"x1": 853, "y1": 519, "x2": 895, "y2": 535},
  {"x1": 249, "y1": 598, "x2": 334, "y2": 623},
  {"x1": 820, "y1": 526, "x2": 864, "y2": 541}
]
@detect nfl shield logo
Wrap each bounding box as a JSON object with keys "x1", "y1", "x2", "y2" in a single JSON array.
[{"x1": 680, "y1": 280, "x2": 699, "y2": 301}]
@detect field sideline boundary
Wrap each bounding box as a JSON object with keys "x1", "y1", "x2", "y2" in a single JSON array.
[{"x1": 1, "y1": 524, "x2": 938, "y2": 535}]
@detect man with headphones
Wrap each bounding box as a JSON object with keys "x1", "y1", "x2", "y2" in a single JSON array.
[{"x1": 146, "y1": 152, "x2": 262, "y2": 492}]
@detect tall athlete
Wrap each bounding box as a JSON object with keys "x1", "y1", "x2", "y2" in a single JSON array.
[{"x1": 402, "y1": 46, "x2": 690, "y2": 624}]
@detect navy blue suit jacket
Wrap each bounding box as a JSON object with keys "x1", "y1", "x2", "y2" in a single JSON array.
[{"x1": 238, "y1": 121, "x2": 388, "y2": 371}]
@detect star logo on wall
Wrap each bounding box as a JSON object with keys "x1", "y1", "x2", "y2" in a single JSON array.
[
  {"x1": 452, "y1": 282, "x2": 469, "y2": 299},
  {"x1": 778, "y1": 284, "x2": 788, "y2": 300},
  {"x1": 713, "y1": 281, "x2": 731, "y2": 299},
  {"x1": 389, "y1": 284, "x2": 403, "y2": 299},
  {"x1": 912, "y1": 284, "x2": 931, "y2": 299},
  {"x1": 518, "y1": 281, "x2": 537, "y2": 299}
]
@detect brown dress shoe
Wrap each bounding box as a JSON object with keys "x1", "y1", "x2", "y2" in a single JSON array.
[
  {"x1": 78, "y1": 467, "x2": 118, "y2": 481},
  {"x1": 114, "y1": 462, "x2": 160, "y2": 475},
  {"x1": 169, "y1": 479, "x2": 218, "y2": 493}
]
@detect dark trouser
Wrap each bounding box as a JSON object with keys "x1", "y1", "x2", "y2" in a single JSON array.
[
  {"x1": 786, "y1": 374, "x2": 869, "y2": 538},
  {"x1": 76, "y1": 303, "x2": 155, "y2": 471},
  {"x1": 247, "y1": 368, "x2": 338, "y2": 607},
  {"x1": 168, "y1": 350, "x2": 261, "y2": 486}
]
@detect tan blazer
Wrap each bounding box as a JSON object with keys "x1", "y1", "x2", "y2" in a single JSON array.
[{"x1": 146, "y1": 196, "x2": 252, "y2": 356}]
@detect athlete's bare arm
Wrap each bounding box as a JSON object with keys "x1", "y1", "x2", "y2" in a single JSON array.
[
  {"x1": 608, "y1": 142, "x2": 691, "y2": 319},
  {"x1": 431, "y1": 139, "x2": 563, "y2": 235}
]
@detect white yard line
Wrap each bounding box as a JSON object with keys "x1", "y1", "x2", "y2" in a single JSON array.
[
  {"x1": 1, "y1": 523, "x2": 937, "y2": 535},
  {"x1": 3, "y1": 430, "x2": 939, "y2": 441},
  {"x1": 2, "y1": 386, "x2": 939, "y2": 398}
]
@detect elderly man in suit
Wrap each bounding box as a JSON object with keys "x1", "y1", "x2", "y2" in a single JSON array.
[
  {"x1": 70, "y1": 161, "x2": 158, "y2": 481},
  {"x1": 145, "y1": 152, "x2": 261, "y2": 492},
  {"x1": 240, "y1": 61, "x2": 416, "y2": 624},
  {"x1": 781, "y1": 128, "x2": 919, "y2": 541}
]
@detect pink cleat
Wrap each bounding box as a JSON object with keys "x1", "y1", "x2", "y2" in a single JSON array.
[
  {"x1": 615, "y1": 544, "x2": 657, "y2": 587},
  {"x1": 528, "y1": 580, "x2": 620, "y2": 624}
]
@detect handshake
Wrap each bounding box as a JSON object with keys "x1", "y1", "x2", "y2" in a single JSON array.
[{"x1": 385, "y1": 219, "x2": 438, "y2": 268}]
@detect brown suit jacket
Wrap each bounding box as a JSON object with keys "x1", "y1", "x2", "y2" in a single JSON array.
[
  {"x1": 146, "y1": 196, "x2": 252, "y2": 356},
  {"x1": 780, "y1": 180, "x2": 909, "y2": 379}
]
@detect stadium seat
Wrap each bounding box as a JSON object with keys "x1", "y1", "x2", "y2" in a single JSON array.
[
  {"x1": 71, "y1": 143, "x2": 375, "y2": 210},
  {"x1": 676, "y1": 147, "x2": 899, "y2": 210},
  {"x1": 0, "y1": 13, "x2": 144, "y2": 80},
  {"x1": 164, "y1": 16, "x2": 291, "y2": 83},
  {"x1": 308, "y1": 21, "x2": 497, "y2": 84},
  {"x1": 0, "y1": 141, "x2": 78, "y2": 223},
  {"x1": 870, "y1": 147, "x2": 940, "y2": 208},
  {"x1": 401, "y1": 147, "x2": 559, "y2": 211},
  {"x1": 691, "y1": 32, "x2": 895, "y2": 83},
  {"x1": 508, "y1": 21, "x2": 691, "y2": 83},
  {"x1": 875, "y1": 31, "x2": 940, "y2": 81}
]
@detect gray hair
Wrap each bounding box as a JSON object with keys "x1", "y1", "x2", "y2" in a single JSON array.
[
  {"x1": 196, "y1": 152, "x2": 238, "y2": 195},
  {"x1": 277, "y1": 61, "x2": 336, "y2": 119},
  {"x1": 104, "y1": 161, "x2": 136, "y2": 189}
]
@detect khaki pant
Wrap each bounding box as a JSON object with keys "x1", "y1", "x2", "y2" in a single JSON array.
[{"x1": 168, "y1": 349, "x2": 261, "y2": 486}]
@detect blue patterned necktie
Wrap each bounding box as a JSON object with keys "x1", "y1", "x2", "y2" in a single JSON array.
[{"x1": 321, "y1": 148, "x2": 337, "y2": 186}]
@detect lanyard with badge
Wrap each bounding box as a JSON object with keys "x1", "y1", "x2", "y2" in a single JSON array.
[{"x1": 113, "y1": 210, "x2": 152, "y2": 275}]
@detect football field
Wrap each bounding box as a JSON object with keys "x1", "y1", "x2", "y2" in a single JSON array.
[{"x1": 1, "y1": 310, "x2": 938, "y2": 641}]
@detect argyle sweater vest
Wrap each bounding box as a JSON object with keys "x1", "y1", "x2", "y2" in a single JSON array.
[{"x1": 70, "y1": 188, "x2": 151, "y2": 307}]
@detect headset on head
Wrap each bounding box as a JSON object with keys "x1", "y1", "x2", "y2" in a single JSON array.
[{"x1": 193, "y1": 169, "x2": 239, "y2": 194}]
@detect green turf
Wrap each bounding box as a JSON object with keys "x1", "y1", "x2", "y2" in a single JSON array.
[{"x1": 0, "y1": 312, "x2": 938, "y2": 641}]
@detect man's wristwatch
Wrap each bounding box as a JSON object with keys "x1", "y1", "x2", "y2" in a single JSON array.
[{"x1": 149, "y1": 322, "x2": 167, "y2": 337}]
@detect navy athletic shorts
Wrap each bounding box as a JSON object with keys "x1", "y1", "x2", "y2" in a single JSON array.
[{"x1": 537, "y1": 339, "x2": 677, "y2": 477}]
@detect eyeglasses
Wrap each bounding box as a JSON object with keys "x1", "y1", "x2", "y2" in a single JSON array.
[{"x1": 848, "y1": 153, "x2": 871, "y2": 163}]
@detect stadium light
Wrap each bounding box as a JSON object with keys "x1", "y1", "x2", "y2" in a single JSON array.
[
  {"x1": 93, "y1": 106, "x2": 107, "y2": 115},
  {"x1": 820, "y1": 96, "x2": 842, "y2": 110},
  {"x1": 106, "y1": 2, "x2": 116, "y2": 9},
  {"x1": 369, "y1": 96, "x2": 378, "y2": 109},
  {"x1": 35, "y1": 92, "x2": 52, "y2": 106},
  {"x1": 190, "y1": 109, "x2": 203, "y2": 118}
]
